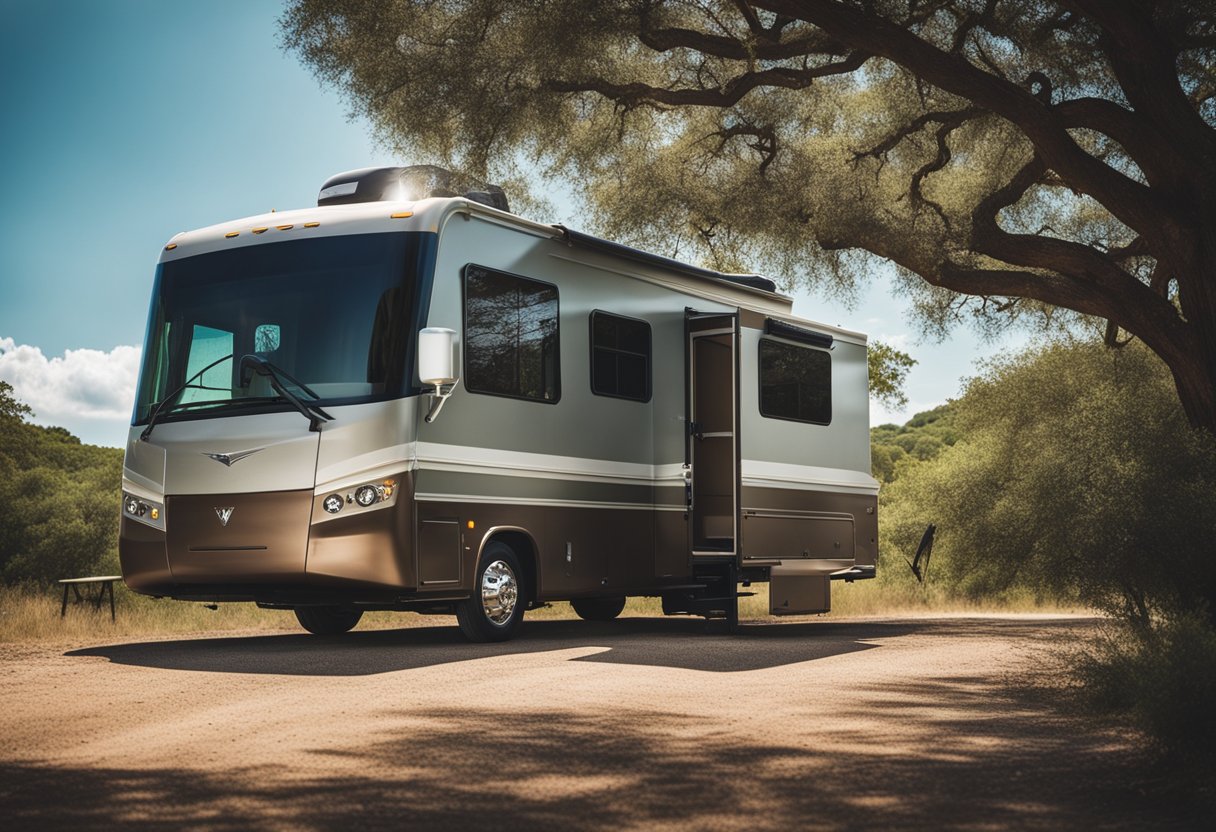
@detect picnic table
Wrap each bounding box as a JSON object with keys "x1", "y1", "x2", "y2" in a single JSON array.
[{"x1": 59, "y1": 576, "x2": 122, "y2": 622}]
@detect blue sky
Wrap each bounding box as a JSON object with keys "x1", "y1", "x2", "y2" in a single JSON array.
[{"x1": 0, "y1": 0, "x2": 1027, "y2": 446}]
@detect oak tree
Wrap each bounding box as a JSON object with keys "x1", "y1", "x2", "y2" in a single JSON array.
[{"x1": 283, "y1": 1, "x2": 1216, "y2": 429}]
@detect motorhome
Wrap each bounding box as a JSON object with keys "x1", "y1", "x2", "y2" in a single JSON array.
[{"x1": 119, "y1": 166, "x2": 878, "y2": 642}]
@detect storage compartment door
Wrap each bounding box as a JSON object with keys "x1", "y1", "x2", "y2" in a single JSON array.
[{"x1": 418, "y1": 518, "x2": 462, "y2": 586}]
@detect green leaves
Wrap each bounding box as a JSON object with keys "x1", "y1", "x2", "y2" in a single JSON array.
[
  {"x1": 867, "y1": 339, "x2": 916, "y2": 409},
  {"x1": 878, "y1": 340, "x2": 1216, "y2": 621},
  {"x1": 0, "y1": 384, "x2": 122, "y2": 586}
]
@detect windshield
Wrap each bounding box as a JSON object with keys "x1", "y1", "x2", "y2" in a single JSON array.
[{"x1": 133, "y1": 231, "x2": 432, "y2": 425}]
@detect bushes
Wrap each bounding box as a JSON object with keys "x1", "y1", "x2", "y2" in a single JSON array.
[
  {"x1": 1076, "y1": 614, "x2": 1216, "y2": 764},
  {"x1": 0, "y1": 382, "x2": 122, "y2": 585},
  {"x1": 878, "y1": 340, "x2": 1216, "y2": 620},
  {"x1": 874, "y1": 340, "x2": 1216, "y2": 763}
]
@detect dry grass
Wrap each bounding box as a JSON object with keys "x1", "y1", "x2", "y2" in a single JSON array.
[{"x1": 0, "y1": 579, "x2": 1085, "y2": 644}]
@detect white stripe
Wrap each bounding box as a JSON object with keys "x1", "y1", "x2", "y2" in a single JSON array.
[
  {"x1": 741, "y1": 459, "x2": 879, "y2": 495},
  {"x1": 414, "y1": 493, "x2": 686, "y2": 511},
  {"x1": 415, "y1": 441, "x2": 685, "y2": 485},
  {"x1": 415, "y1": 442, "x2": 875, "y2": 494},
  {"x1": 314, "y1": 442, "x2": 414, "y2": 494}
]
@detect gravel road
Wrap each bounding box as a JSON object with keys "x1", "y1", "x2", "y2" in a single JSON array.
[{"x1": 0, "y1": 614, "x2": 1205, "y2": 830}]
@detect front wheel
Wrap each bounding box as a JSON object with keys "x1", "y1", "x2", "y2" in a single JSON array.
[
  {"x1": 295, "y1": 605, "x2": 363, "y2": 635},
  {"x1": 571, "y1": 595, "x2": 626, "y2": 621},
  {"x1": 456, "y1": 542, "x2": 527, "y2": 642}
]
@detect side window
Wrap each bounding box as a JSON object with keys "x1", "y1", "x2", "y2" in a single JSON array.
[
  {"x1": 180, "y1": 324, "x2": 234, "y2": 404},
  {"x1": 759, "y1": 338, "x2": 831, "y2": 425},
  {"x1": 590, "y1": 311, "x2": 651, "y2": 402},
  {"x1": 464, "y1": 265, "x2": 560, "y2": 403}
]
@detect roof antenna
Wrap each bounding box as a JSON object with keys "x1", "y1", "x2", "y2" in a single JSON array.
[{"x1": 905, "y1": 524, "x2": 936, "y2": 583}]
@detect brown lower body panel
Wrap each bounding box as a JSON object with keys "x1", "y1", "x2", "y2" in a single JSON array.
[
  {"x1": 119, "y1": 480, "x2": 876, "y2": 604},
  {"x1": 119, "y1": 477, "x2": 418, "y2": 601},
  {"x1": 420, "y1": 500, "x2": 659, "y2": 601},
  {"x1": 740, "y1": 486, "x2": 878, "y2": 571}
]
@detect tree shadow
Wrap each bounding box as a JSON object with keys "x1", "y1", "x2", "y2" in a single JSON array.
[{"x1": 2, "y1": 692, "x2": 1207, "y2": 831}]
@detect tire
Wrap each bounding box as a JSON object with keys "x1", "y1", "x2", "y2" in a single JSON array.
[
  {"x1": 456, "y1": 541, "x2": 527, "y2": 642},
  {"x1": 571, "y1": 595, "x2": 626, "y2": 622},
  {"x1": 294, "y1": 605, "x2": 363, "y2": 635}
]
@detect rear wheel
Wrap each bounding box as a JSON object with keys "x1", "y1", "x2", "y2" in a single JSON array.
[
  {"x1": 456, "y1": 541, "x2": 526, "y2": 642},
  {"x1": 295, "y1": 605, "x2": 363, "y2": 635},
  {"x1": 571, "y1": 595, "x2": 626, "y2": 621}
]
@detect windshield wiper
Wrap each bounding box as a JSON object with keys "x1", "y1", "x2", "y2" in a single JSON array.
[
  {"x1": 140, "y1": 353, "x2": 235, "y2": 442},
  {"x1": 238, "y1": 354, "x2": 333, "y2": 432}
]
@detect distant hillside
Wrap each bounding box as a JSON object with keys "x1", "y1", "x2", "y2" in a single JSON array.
[
  {"x1": 0, "y1": 381, "x2": 123, "y2": 584},
  {"x1": 870, "y1": 403, "x2": 959, "y2": 484}
]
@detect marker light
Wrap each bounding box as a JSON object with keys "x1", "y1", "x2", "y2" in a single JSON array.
[
  {"x1": 323, "y1": 494, "x2": 344, "y2": 514},
  {"x1": 355, "y1": 486, "x2": 378, "y2": 507},
  {"x1": 150, "y1": 508, "x2": 160, "y2": 520}
]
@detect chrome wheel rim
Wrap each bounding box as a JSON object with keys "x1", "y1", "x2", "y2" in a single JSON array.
[{"x1": 480, "y1": 559, "x2": 518, "y2": 625}]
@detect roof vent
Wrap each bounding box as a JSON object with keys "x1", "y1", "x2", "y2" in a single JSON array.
[{"x1": 317, "y1": 165, "x2": 509, "y2": 212}]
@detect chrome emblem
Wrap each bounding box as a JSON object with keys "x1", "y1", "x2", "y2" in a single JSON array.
[
  {"x1": 215, "y1": 507, "x2": 235, "y2": 527},
  {"x1": 202, "y1": 448, "x2": 264, "y2": 467}
]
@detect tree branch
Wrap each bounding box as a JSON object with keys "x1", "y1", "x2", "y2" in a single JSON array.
[
  {"x1": 967, "y1": 157, "x2": 1190, "y2": 354},
  {"x1": 637, "y1": 23, "x2": 844, "y2": 61},
  {"x1": 1053, "y1": 97, "x2": 1177, "y2": 187},
  {"x1": 543, "y1": 53, "x2": 867, "y2": 109},
  {"x1": 852, "y1": 106, "x2": 983, "y2": 165},
  {"x1": 753, "y1": 0, "x2": 1183, "y2": 243},
  {"x1": 1069, "y1": 0, "x2": 1216, "y2": 161}
]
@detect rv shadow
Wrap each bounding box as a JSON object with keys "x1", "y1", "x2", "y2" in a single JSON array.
[{"x1": 65, "y1": 616, "x2": 1088, "y2": 677}]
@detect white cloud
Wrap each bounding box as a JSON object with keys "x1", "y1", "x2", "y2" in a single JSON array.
[
  {"x1": 874, "y1": 332, "x2": 912, "y2": 349},
  {"x1": 0, "y1": 338, "x2": 141, "y2": 440}
]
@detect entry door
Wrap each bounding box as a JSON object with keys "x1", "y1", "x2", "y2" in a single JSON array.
[{"x1": 687, "y1": 311, "x2": 740, "y2": 556}]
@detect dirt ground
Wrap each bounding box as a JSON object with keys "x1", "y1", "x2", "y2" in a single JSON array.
[{"x1": 0, "y1": 614, "x2": 1207, "y2": 830}]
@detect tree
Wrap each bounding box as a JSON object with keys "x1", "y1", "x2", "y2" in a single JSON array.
[
  {"x1": 282, "y1": 0, "x2": 1216, "y2": 430},
  {"x1": 880, "y1": 340, "x2": 1216, "y2": 627},
  {"x1": 0, "y1": 384, "x2": 123, "y2": 585},
  {"x1": 868, "y1": 340, "x2": 917, "y2": 408}
]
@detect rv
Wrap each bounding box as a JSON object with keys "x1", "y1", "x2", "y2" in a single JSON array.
[{"x1": 119, "y1": 166, "x2": 878, "y2": 642}]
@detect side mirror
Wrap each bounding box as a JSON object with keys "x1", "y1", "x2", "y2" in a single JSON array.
[
  {"x1": 418, "y1": 327, "x2": 457, "y2": 386},
  {"x1": 418, "y1": 327, "x2": 460, "y2": 423}
]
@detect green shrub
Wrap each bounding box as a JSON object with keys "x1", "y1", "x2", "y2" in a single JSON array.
[
  {"x1": 1077, "y1": 614, "x2": 1216, "y2": 764},
  {"x1": 0, "y1": 382, "x2": 122, "y2": 585},
  {"x1": 878, "y1": 340, "x2": 1216, "y2": 620}
]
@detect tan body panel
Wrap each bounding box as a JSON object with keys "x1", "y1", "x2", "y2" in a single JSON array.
[{"x1": 166, "y1": 490, "x2": 312, "y2": 581}]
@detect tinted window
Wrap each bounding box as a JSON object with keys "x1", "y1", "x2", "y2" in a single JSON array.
[
  {"x1": 134, "y1": 232, "x2": 420, "y2": 425},
  {"x1": 759, "y1": 338, "x2": 831, "y2": 424},
  {"x1": 590, "y1": 311, "x2": 651, "y2": 402},
  {"x1": 464, "y1": 266, "x2": 560, "y2": 403}
]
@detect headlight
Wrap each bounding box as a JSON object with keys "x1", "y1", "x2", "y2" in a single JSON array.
[
  {"x1": 122, "y1": 491, "x2": 165, "y2": 529},
  {"x1": 354, "y1": 485, "x2": 379, "y2": 507},
  {"x1": 323, "y1": 494, "x2": 344, "y2": 514}
]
